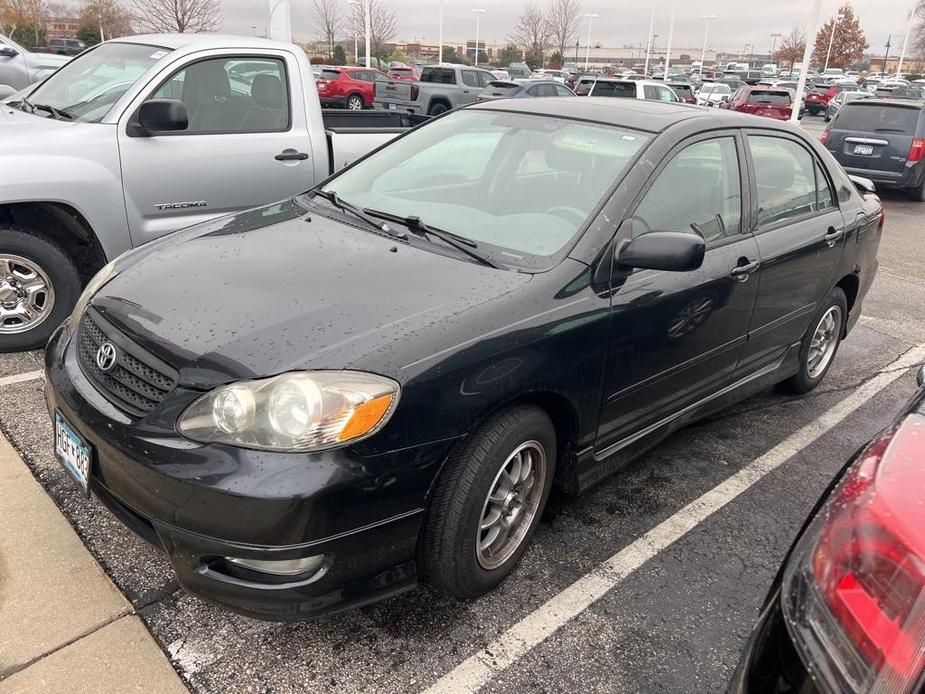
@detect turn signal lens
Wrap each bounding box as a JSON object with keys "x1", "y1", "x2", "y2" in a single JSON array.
[{"x1": 908, "y1": 138, "x2": 925, "y2": 162}]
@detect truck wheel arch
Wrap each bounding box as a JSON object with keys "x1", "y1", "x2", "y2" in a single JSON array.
[
  {"x1": 0, "y1": 202, "x2": 108, "y2": 284},
  {"x1": 428, "y1": 99, "x2": 451, "y2": 116}
]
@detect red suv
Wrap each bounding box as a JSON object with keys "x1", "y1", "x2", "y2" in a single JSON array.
[
  {"x1": 723, "y1": 86, "x2": 793, "y2": 120},
  {"x1": 387, "y1": 66, "x2": 421, "y2": 81},
  {"x1": 805, "y1": 82, "x2": 854, "y2": 115},
  {"x1": 315, "y1": 68, "x2": 387, "y2": 110}
]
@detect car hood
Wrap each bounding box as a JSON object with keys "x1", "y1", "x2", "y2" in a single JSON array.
[
  {"x1": 0, "y1": 103, "x2": 78, "y2": 140},
  {"x1": 91, "y1": 199, "x2": 532, "y2": 388}
]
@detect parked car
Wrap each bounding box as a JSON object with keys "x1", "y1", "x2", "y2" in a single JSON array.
[
  {"x1": 588, "y1": 78, "x2": 680, "y2": 102},
  {"x1": 807, "y1": 81, "x2": 863, "y2": 115},
  {"x1": 696, "y1": 81, "x2": 732, "y2": 107},
  {"x1": 374, "y1": 64, "x2": 495, "y2": 115},
  {"x1": 573, "y1": 74, "x2": 598, "y2": 96},
  {"x1": 315, "y1": 67, "x2": 389, "y2": 110},
  {"x1": 823, "y1": 99, "x2": 925, "y2": 200},
  {"x1": 506, "y1": 63, "x2": 532, "y2": 79},
  {"x1": 666, "y1": 82, "x2": 696, "y2": 104},
  {"x1": 722, "y1": 86, "x2": 794, "y2": 120},
  {"x1": 0, "y1": 34, "x2": 69, "y2": 91},
  {"x1": 476, "y1": 79, "x2": 574, "y2": 101},
  {"x1": 825, "y1": 89, "x2": 871, "y2": 121},
  {"x1": 532, "y1": 68, "x2": 569, "y2": 83},
  {"x1": 387, "y1": 65, "x2": 420, "y2": 81},
  {"x1": 45, "y1": 98, "x2": 882, "y2": 621},
  {"x1": 732, "y1": 365, "x2": 925, "y2": 694},
  {"x1": 489, "y1": 69, "x2": 511, "y2": 81},
  {"x1": 0, "y1": 34, "x2": 428, "y2": 351},
  {"x1": 45, "y1": 37, "x2": 87, "y2": 56}
]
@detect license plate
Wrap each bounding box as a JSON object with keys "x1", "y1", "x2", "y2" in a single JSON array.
[
  {"x1": 853, "y1": 144, "x2": 874, "y2": 156},
  {"x1": 54, "y1": 410, "x2": 91, "y2": 494},
  {"x1": 387, "y1": 102, "x2": 397, "y2": 110}
]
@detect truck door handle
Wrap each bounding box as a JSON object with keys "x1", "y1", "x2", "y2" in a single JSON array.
[
  {"x1": 823, "y1": 227, "x2": 845, "y2": 247},
  {"x1": 730, "y1": 259, "x2": 760, "y2": 281},
  {"x1": 275, "y1": 149, "x2": 309, "y2": 161}
]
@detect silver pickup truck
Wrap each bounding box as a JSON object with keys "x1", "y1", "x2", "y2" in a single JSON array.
[
  {"x1": 0, "y1": 34, "x2": 426, "y2": 351},
  {"x1": 374, "y1": 64, "x2": 495, "y2": 116},
  {"x1": 0, "y1": 34, "x2": 70, "y2": 93}
]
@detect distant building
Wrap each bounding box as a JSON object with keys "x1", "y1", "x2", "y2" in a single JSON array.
[{"x1": 44, "y1": 16, "x2": 80, "y2": 39}]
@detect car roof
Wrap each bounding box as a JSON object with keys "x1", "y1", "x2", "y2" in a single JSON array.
[
  {"x1": 843, "y1": 98, "x2": 924, "y2": 109},
  {"x1": 469, "y1": 97, "x2": 786, "y2": 134},
  {"x1": 113, "y1": 33, "x2": 294, "y2": 51}
]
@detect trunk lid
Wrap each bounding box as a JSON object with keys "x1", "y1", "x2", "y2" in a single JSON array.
[{"x1": 828, "y1": 102, "x2": 922, "y2": 176}]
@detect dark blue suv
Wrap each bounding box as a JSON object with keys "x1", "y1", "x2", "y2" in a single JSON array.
[{"x1": 822, "y1": 99, "x2": 925, "y2": 200}]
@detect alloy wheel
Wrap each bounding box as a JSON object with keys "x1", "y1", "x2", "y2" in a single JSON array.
[
  {"x1": 0, "y1": 254, "x2": 55, "y2": 335},
  {"x1": 807, "y1": 305, "x2": 842, "y2": 379}
]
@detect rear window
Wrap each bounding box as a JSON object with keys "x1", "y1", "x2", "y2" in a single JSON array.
[
  {"x1": 486, "y1": 82, "x2": 520, "y2": 94},
  {"x1": 748, "y1": 90, "x2": 791, "y2": 104},
  {"x1": 391, "y1": 67, "x2": 413, "y2": 73},
  {"x1": 591, "y1": 81, "x2": 635, "y2": 97},
  {"x1": 835, "y1": 104, "x2": 921, "y2": 133},
  {"x1": 670, "y1": 85, "x2": 693, "y2": 98},
  {"x1": 421, "y1": 67, "x2": 456, "y2": 84},
  {"x1": 320, "y1": 69, "x2": 341, "y2": 80}
]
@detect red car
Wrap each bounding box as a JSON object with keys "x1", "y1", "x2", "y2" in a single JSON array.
[
  {"x1": 723, "y1": 86, "x2": 794, "y2": 120},
  {"x1": 315, "y1": 67, "x2": 387, "y2": 110},
  {"x1": 387, "y1": 66, "x2": 421, "y2": 81},
  {"x1": 805, "y1": 82, "x2": 856, "y2": 115}
]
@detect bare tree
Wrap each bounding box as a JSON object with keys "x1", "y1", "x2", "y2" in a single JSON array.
[
  {"x1": 774, "y1": 25, "x2": 806, "y2": 70},
  {"x1": 509, "y1": 2, "x2": 552, "y2": 67},
  {"x1": 546, "y1": 0, "x2": 581, "y2": 59},
  {"x1": 368, "y1": 0, "x2": 396, "y2": 59},
  {"x1": 132, "y1": 0, "x2": 220, "y2": 33},
  {"x1": 311, "y1": 0, "x2": 343, "y2": 59}
]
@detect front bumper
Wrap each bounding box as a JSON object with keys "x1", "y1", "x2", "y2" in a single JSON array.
[{"x1": 44, "y1": 323, "x2": 456, "y2": 620}]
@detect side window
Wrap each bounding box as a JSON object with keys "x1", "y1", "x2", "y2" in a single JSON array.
[
  {"x1": 643, "y1": 84, "x2": 658, "y2": 100},
  {"x1": 749, "y1": 136, "x2": 819, "y2": 227},
  {"x1": 460, "y1": 71, "x2": 480, "y2": 88},
  {"x1": 658, "y1": 86, "x2": 676, "y2": 102},
  {"x1": 632, "y1": 137, "x2": 742, "y2": 242},
  {"x1": 477, "y1": 71, "x2": 493, "y2": 88},
  {"x1": 150, "y1": 56, "x2": 289, "y2": 134},
  {"x1": 555, "y1": 84, "x2": 574, "y2": 97},
  {"x1": 816, "y1": 162, "x2": 835, "y2": 210}
]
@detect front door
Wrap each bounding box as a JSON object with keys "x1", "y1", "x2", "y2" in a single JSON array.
[
  {"x1": 117, "y1": 50, "x2": 315, "y2": 247},
  {"x1": 734, "y1": 131, "x2": 847, "y2": 377},
  {"x1": 597, "y1": 132, "x2": 760, "y2": 451}
]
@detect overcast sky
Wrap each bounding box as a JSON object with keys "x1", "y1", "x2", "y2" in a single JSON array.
[{"x1": 220, "y1": 0, "x2": 915, "y2": 55}]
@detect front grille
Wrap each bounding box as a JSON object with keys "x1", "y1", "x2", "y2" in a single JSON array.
[{"x1": 76, "y1": 308, "x2": 179, "y2": 416}]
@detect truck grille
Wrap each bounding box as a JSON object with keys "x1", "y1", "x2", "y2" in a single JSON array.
[{"x1": 76, "y1": 309, "x2": 179, "y2": 416}]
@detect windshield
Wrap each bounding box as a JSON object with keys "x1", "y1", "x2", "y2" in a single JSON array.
[
  {"x1": 23, "y1": 42, "x2": 169, "y2": 122},
  {"x1": 702, "y1": 83, "x2": 731, "y2": 95},
  {"x1": 318, "y1": 110, "x2": 650, "y2": 268}
]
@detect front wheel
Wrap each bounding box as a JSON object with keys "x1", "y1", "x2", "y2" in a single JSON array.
[
  {"x1": 0, "y1": 226, "x2": 83, "y2": 352},
  {"x1": 419, "y1": 405, "x2": 556, "y2": 598},
  {"x1": 780, "y1": 287, "x2": 847, "y2": 394},
  {"x1": 346, "y1": 94, "x2": 364, "y2": 110}
]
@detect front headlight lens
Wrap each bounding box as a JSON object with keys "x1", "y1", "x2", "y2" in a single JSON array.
[
  {"x1": 66, "y1": 258, "x2": 119, "y2": 334},
  {"x1": 178, "y1": 371, "x2": 399, "y2": 452}
]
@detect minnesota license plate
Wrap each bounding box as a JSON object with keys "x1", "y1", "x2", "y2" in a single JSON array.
[
  {"x1": 853, "y1": 144, "x2": 874, "y2": 156},
  {"x1": 54, "y1": 410, "x2": 91, "y2": 494}
]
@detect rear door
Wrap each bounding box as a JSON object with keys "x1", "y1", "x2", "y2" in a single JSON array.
[
  {"x1": 827, "y1": 102, "x2": 920, "y2": 180},
  {"x1": 117, "y1": 50, "x2": 315, "y2": 246}
]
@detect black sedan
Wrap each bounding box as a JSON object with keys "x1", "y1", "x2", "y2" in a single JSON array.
[
  {"x1": 732, "y1": 365, "x2": 925, "y2": 693},
  {"x1": 44, "y1": 99, "x2": 883, "y2": 620}
]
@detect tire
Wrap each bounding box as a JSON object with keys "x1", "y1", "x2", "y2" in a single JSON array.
[
  {"x1": 780, "y1": 287, "x2": 847, "y2": 394},
  {"x1": 0, "y1": 226, "x2": 83, "y2": 352},
  {"x1": 346, "y1": 94, "x2": 364, "y2": 110},
  {"x1": 419, "y1": 405, "x2": 556, "y2": 599},
  {"x1": 428, "y1": 101, "x2": 450, "y2": 116},
  {"x1": 910, "y1": 177, "x2": 925, "y2": 202},
  {"x1": 824, "y1": 113, "x2": 831, "y2": 122}
]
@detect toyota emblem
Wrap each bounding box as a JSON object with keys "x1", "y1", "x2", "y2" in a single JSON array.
[{"x1": 96, "y1": 342, "x2": 118, "y2": 371}]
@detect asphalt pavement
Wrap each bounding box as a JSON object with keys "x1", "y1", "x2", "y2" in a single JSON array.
[{"x1": 1, "y1": 113, "x2": 923, "y2": 693}]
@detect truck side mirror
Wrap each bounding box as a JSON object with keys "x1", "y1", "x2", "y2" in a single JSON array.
[
  {"x1": 0, "y1": 46, "x2": 19, "y2": 59},
  {"x1": 135, "y1": 99, "x2": 188, "y2": 135}
]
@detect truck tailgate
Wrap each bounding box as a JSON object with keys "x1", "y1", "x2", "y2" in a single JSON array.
[
  {"x1": 374, "y1": 79, "x2": 415, "y2": 108},
  {"x1": 326, "y1": 129, "x2": 403, "y2": 172}
]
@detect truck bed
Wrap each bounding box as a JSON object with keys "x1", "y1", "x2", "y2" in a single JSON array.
[{"x1": 323, "y1": 110, "x2": 429, "y2": 173}]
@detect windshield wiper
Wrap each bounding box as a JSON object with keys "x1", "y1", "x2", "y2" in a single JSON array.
[
  {"x1": 311, "y1": 190, "x2": 406, "y2": 239},
  {"x1": 17, "y1": 98, "x2": 73, "y2": 120},
  {"x1": 364, "y1": 210, "x2": 500, "y2": 269}
]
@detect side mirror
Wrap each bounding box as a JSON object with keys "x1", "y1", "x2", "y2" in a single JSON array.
[
  {"x1": 0, "y1": 84, "x2": 16, "y2": 100},
  {"x1": 136, "y1": 99, "x2": 188, "y2": 134},
  {"x1": 0, "y1": 46, "x2": 18, "y2": 59},
  {"x1": 617, "y1": 231, "x2": 705, "y2": 272}
]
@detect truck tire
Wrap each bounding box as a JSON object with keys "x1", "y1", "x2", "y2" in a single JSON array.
[
  {"x1": 419, "y1": 405, "x2": 556, "y2": 598},
  {"x1": 0, "y1": 225, "x2": 82, "y2": 352},
  {"x1": 428, "y1": 100, "x2": 450, "y2": 116},
  {"x1": 780, "y1": 287, "x2": 847, "y2": 394},
  {"x1": 346, "y1": 93, "x2": 364, "y2": 110}
]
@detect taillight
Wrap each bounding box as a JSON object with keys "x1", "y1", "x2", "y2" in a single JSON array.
[
  {"x1": 410, "y1": 85, "x2": 419, "y2": 101},
  {"x1": 782, "y1": 414, "x2": 925, "y2": 693},
  {"x1": 908, "y1": 139, "x2": 925, "y2": 162},
  {"x1": 821, "y1": 129, "x2": 830, "y2": 145},
  {"x1": 316, "y1": 80, "x2": 327, "y2": 90}
]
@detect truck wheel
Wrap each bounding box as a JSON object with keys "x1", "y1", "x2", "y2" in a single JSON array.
[
  {"x1": 780, "y1": 287, "x2": 847, "y2": 394},
  {"x1": 346, "y1": 94, "x2": 364, "y2": 110},
  {"x1": 419, "y1": 405, "x2": 556, "y2": 598},
  {"x1": 0, "y1": 226, "x2": 82, "y2": 352},
  {"x1": 428, "y1": 101, "x2": 450, "y2": 116}
]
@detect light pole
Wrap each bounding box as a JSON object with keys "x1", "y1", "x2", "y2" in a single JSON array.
[
  {"x1": 267, "y1": 0, "x2": 290, "y2": 42},
  {"x1": 364, "y1": 0, "x2": 371, "y2": 69},
  {"x1": 471, "y1": 8, "x2": 486, "y2": 66},
  {"x1": 791, "y1": 0, "x2": 823, "y2": 123},
  {"x1": 584, "y1": 13, "x2": 598, "y2": 70},
  {"x1": 438, "y1": 0, "x2": 444, "y2": 63},
  {"x1": 664, "y1": 0, "x2": 678, "y2": 74},
  {"x1": 770, "y1": 32, "x2": 781, "y2": 62},
  {"x1": 823, "y1": 12, "x2": 842, "y2": 73},
  {"x1": 699, "y1": 15, "x2": 716, "y2": 75},
  {"x1": 643, "y1": 0, "x2": 656, "y2": 76},
  {"x1": 897, "y1": 17, "x2": 912, "y2": 76}
]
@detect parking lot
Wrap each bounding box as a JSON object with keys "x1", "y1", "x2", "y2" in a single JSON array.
[{"x1": 0, "y1": 113, "x2": 922, "y2": 692}]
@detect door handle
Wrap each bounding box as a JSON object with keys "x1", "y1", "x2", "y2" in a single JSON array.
[
  {"x1": 275, "y1": 148, "x2": 309, "y2": 161},
  {"x1": 730, "y1": 259, "x2": 760, "y2": 281},
  {"x1": 823, "y1": 227, "x2": 845, "y2": 247}
]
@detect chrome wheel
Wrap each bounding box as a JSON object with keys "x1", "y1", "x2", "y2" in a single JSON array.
[
  {"x1": 0, "y1": 254, "x2": 55, "y2": 335},
  {"x1": 807, "y1": 305, "x2": 842, "y2": 379},
  {"x1": 347, "y1": 96, "x2": 363, "y2": 110},
  {"x1": 476, "y1": 440, "x2": 547, "y2": 570}
]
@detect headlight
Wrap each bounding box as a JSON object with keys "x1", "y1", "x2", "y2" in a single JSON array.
[
  {"x1": 66, "y1": 258, "x2": 119, "y2": 333},
  {"x1": 178, "y1": 371, "x2": 400, "y2": 452}
]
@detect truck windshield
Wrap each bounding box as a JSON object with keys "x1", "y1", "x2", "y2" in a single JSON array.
[
  {"x1": 23, "y1": 42, "x2": 169, "y2": 123},
  {"x1": 319, "y1": 109, "x2": 650, "y2": 268}
]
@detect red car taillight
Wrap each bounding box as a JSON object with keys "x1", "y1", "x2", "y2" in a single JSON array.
[
  {"x1": 782, "y1": 414, "x2": 925, "y2": 693},
  {"x1": 821, "y1": 129, "x2": 830, "y2": 145},
  {"x1": 908, "y1": 138, "x2": 925, "y2": 162}
]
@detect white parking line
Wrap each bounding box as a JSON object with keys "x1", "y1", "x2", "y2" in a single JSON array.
[
  {"x1": 424, "y1": 344, "x2": 925, "y2": 694},
  {"x1": 0, "y1": 370, "x2": 43, "y2": 388}
]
